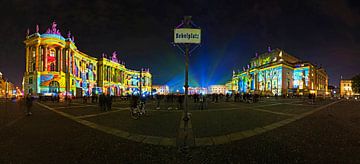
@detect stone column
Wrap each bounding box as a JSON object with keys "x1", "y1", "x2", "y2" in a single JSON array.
[
  {"x1": 35, "y1": 45, "x2": 39, "y2": 71},
  {"x1": 43, "y1": 46, "x2": 48, "y2": 71},
  {"x1": 71, "y1": 51, "x2": 75, "y2": 75},
  {"x1": 60, "y1": 48, "x2": 63, "y2": 72},
  {"x1": 25, "y1": 46, "x2": 29, "y2": 72}
]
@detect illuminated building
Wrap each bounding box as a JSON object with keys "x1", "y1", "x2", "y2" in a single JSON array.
[
  {"x1": 23, "y1": 21, "x2": 151, "y2": 96},
  {"x1": 152, "y1": 85, "x2": 170, "y2": 95},
  {"x1": 225, "y1": 71, "x2": 239, "y2": 93},
  {"x1": 0, "y1": 72, "x2": 15, "y2": 98},
  {"x1": 231, "y1": 48, "x2": 328, "y2": 96},
  {"x1": 340, "y1": 80, "x2": 358, "y2": 97},
  {"x1": 188, "y1": 87, "x2": 207, "y2": 95},
  {"x1": 208, "y1": 85, "x2": 226, "y2": 94}
]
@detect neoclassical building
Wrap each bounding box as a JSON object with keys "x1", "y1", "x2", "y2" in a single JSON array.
[
  {"x1": 230, "y1": 48, "x2": 328, "y2": 96},
  {"x1": 23, "y1": 21, "x2": 151, "y2": 97}
]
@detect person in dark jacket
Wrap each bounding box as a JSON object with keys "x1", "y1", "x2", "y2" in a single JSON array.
[
  {"x1": 25, "y1": 94, "x2": 33, "y2": 116},
  {"x1": 99, "y1": 93, "x2": 106, "y2": 111},
  {"x1": 106, "y1": 94, "x2": 113, "y2": 111}
]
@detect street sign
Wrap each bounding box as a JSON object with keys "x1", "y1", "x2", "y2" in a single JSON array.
[{"x1": 174, "y1": 28, "x2": 201, "y2": 44}]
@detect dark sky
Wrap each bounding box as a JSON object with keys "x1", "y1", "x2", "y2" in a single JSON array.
[{"x1": 0, "y1": 0, "x2": 359, "y2": 88}]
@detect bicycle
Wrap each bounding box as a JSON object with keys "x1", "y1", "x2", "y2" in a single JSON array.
[{"x1": 130, "y1": 100, "x2": 146, "y2": 119}]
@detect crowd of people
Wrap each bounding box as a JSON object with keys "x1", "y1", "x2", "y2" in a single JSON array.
[{"x1": 22, "y1": 91, "x2": 320, "y2": 117}]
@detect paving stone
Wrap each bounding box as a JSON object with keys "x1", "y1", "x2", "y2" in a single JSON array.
[
  {"x1": 127, "y1": 134, "x2": 146, "y2": 142},
  {"x1": 253, "y1": 127, "x2": 267, "y2": 134},
  {"x1": 212, "y1": 135, "x2": 230, "y2": 145},
  {"x1": 159, "y1": 138, "x2": 176, "y2": 146},
  {"x1": 240, "y1": 130, "x2": 257, "y2": 138},
  {"x1": 142, "y1": 136, "x2": 162, "y2": 145},
  {"x1": 228, "y1": 132, "x2": 245, "y2": 142},
  {"x1": 195, "y1": 137, "x2": 214, "y2": 146}
]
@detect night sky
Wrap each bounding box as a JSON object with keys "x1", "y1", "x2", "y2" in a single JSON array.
[{"x1": 0, "y1": 0, "x2": 359, "y2": 89}]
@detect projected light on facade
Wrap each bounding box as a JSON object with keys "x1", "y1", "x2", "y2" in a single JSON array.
[
  {"x1": 23, "y1": 21, "x2": 152, "y2": 97},
  {"x1": 229, "y1": 48, "x2": 328, "y2": 96}
]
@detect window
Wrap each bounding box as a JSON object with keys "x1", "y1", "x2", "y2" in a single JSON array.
[
  {"x1": 29, "y1": 77, "x2": 33, "y2": 84},
  {"x1": 50, "y1": 50, "x2": 55, "y2": 57},
  {"x1": 50, "y1": 63, "x2": 55, "y2": 71}
]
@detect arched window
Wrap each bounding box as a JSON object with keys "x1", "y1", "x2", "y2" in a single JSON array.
[
  {"x1": 50, "y1": 63, "x2": 55, "y2": 71},
  {"x1": 49, "y1": 81, "x2": 60, "y2": 93},
  {"x1": 50, "y1": 50, "x2": 55, "y2": 57}
]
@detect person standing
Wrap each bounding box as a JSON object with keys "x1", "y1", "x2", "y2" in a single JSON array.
[
  {"x1": 99, "y1": 93, "x2": 106, "y2": 111},
  {"x1": 156, "y1": 94, "x2": 161, "y2": 110},
  {"x1": 25, "y1": 94, "x2": 33, "y2": 116},
  {"x1": 106, "y1": 94, "x2": 113, "y2": 111}
]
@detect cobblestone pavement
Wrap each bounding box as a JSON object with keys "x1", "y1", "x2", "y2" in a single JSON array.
[{"x1": 0, "y1": 98, "x2": 359, "y2": 163}]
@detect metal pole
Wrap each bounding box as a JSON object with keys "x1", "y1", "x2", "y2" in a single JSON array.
[
  {"x1": 183, "y1": 16, "x2": 191, "y2": 123},
  {"x1": 139, "y1": 69, "x2": 142, "y2": 96},
  {"x1": 184, "y1": 44, "x2": 189, "y2": 122}
]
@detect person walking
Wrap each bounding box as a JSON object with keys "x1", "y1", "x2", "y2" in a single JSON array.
[
  {"x1": 106, "y1": 94, "x2": 113, "y2": 111},
  {"x1": 25, "y1": 94, "x2": 33, "y2": 116}
]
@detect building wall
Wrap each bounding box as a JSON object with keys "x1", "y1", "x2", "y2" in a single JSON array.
[
  {"x1": 340, "y1": 80, "x2": 354, "y2": 97},
  {"x1": 234, "y1": 49, "x2": 328, "y2": 96},
  {"x1": 23, "y1": 22, "x2": 152, "y2": 97},
  {"x1": 208, "y1": 85, "x2": 226, "y2": 94},
  {"x1": 152, "y1": 85, "x2": 169, "y2": 95}
]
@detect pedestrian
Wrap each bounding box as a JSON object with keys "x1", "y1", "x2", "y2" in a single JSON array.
[
  {"x1": 312, "y1": 93, "x2": 316, "y2": 104},
  {"x1": 177, "y1": 94, "x2": 183, "y2": 110},
  {"x1": 106, "y1": 94, "x2": 113, "y2": 111},
  {"x1": 99, "y1": 93, "x2": 105, "y2": 111},
  {"x1": 25, "y1": 94, "x2": 33, "y2": 116},
  {"x1": 156, "y1": 94, "x2": 161, "y2": 110},
  {"x1": 199, "y1": 94, "x2": 204, "y2": 110}
]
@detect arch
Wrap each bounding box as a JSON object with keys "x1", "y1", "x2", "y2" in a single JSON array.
[{"x1": 49, "y1": 81, "x2": 60, "y2": 93}]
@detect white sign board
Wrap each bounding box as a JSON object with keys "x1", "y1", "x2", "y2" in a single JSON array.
[{"x1": 174, "y1": 28, "x2": 201, "y2": 44}]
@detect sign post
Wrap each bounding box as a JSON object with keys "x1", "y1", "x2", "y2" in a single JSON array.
[{"x1": 173, "y1": 16, "x2": 201, "y2": 153}]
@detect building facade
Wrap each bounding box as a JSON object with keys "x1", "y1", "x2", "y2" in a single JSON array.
[
  {"x1": 339, "y1": 79, "x2": 357, "y2": 97},
  {"x1": 23, "y1": 22, "x2": 151, "y2": 97},
  {"x1": 152, "y1": 85, "x2": 170, "y2": 95},
  {"x1": 0, "y1": 72, "x2": 15, "y2": 98},
  {"x1": 230, "y1": 48, "x2": 328, "y2": 96},
  {"x1": 208, "y1": 85, "x2": 227, "y2": 94}
]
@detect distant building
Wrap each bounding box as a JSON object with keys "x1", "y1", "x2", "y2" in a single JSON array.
[
  {"x1": 23, "y1": 21, "x2": 151, "y2": 97},
  {"x1": 0, "y1": 72, "x2": 15, "y2": 98},
  {"x1": 188, "y1": 87, "x2": 207, "y2": 95},
  {"x1": 152, "y1": 85, "x2": 169, "y2": 95},
  {"x1": 340, "y1": 79, "x2": 358, "y2": 97},
  {"x1": 229, "y1": 48, "x2": 328, "y2": 96},
  {"x1": 225, "y1": 71, "x2": 239, "y2": 93},
  {"x1": 208, "y1": 85, "x2": 226, "y2": 94}
]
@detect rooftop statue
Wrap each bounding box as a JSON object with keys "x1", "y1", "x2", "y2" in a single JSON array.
[
  {"x1": 102, "y1": 53, "x2": 107, "y2": 58},
  {"x1": 36, "y1": 24, "x2": 39, "y2": 33},
  {"x1": 112, "y1": 51, "x2": 118, "y2": 63},
  {"x1": 45, "y1": 21, "x2": 61, "y2": 35},
  {"x1": 67, "y1": 31, "x2": 71, "y2": 38},
  {"x1": 268, "y1": 46, "x2": 271, "y2": 52}
]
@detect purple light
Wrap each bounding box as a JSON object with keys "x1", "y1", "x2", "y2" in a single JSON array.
[{"x1": 176, "y1": 21, "x2": 184, "y2": 28}]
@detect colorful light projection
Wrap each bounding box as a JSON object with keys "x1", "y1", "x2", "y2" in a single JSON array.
[
  {"x1": 293, "y1": 67, "x2": 309, "y2": 89},
  {"x1": 238, "y1": 66, "x2": 283, "y2": 95},
  {"x1": 39, "y1": 73, "x2": 65, "y2": 94}
]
